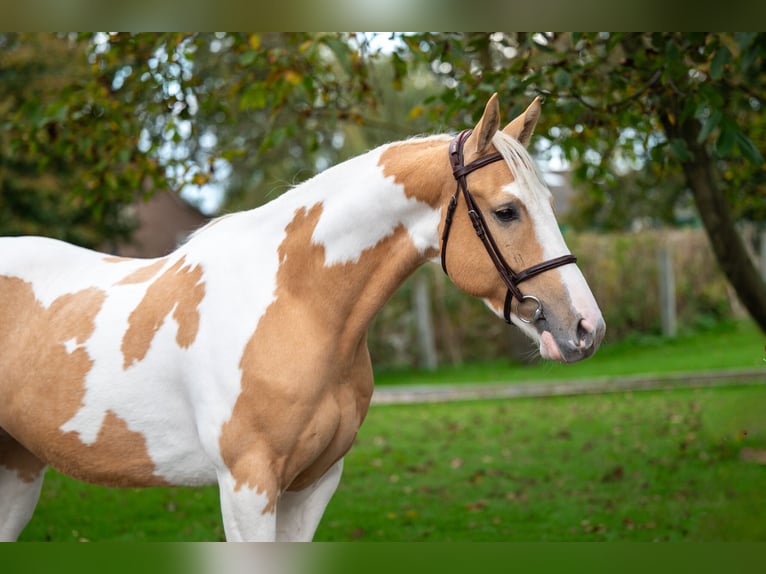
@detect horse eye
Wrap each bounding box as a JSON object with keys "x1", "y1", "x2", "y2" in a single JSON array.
[{"x1": 494, "y1": 206, "x2": 519, "y2": 223}]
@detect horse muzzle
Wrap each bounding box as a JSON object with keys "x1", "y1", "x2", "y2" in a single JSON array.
[{"x1": 538, "y1": 316, "x2": 606, "y2": 363}]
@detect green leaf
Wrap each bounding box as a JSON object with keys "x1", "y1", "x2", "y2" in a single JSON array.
[
  {"x1": 734, "y1": 32, "x2": 757, "y2": 51},
  {"x1": 710, "y1": 46, "x2": 732, "y2": 80},
  {"x1": 258, "y1": 126, "x2": 287, "y2": 153},
  {"x1": 44, "y1": 101, "x2": 69, "y2": 123},
  {"x1": 739, "y1": 44, "x2": 761, "y2": 74},
  {"x1": 664, "y1": 40, "x2": 683, "y2": 74},
  {"x1": 735, "y1": 130, "x2": 764, "y2": 165},
  {"x1": 322, "y1": 37, "x2": 352, "y2": 74},
  {"x1": 238, "y1": 50, "x2": 257, "y2": 67},
  {"x1": 553, "y1": 69, "x2": 572, "y2": 90},
  {"x1": 239, "y1": 83, "x2": 268, "y2": 111},
  {"x1": 669, "y1": 138, "x2": 693, "y2": 162},
  {"x1": 391, "y1": 52, "x2": 407, "y2": 91},
  {"x1": 220, "y1": 148, "x2": 246, "y2": 161},
  {"x1": 697, "y1": 110, "x2": 722, "y2": 144},
  {"x1": 715, "y1": 119, "x2": 736, "y2": 156},
  {"x1": 505, "y1": 76, "x2": 520, "y2": 92}
]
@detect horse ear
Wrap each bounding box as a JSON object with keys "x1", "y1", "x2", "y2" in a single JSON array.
[
  {"x1": 503, "y1": 96, "x2": 542, "y2": 147},
  {"x1": 469, "y1": 92, "x2": 501, "y2": 157}
]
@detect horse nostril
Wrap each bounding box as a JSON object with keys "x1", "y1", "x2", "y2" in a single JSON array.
[{"x1": 577, "y1": 319, "x2": 594, "y2": 349}]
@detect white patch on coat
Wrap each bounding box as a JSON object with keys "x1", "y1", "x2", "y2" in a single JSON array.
[
  {"x1": 217, "y1": 470, "x2": 277, "y2": 541},
  {"x1": 0, "y1": 466, "x2": 45, "y2": 542},
  {"x1": 276, "y1": 458, "x2": 344, "y2": 541},
  {"x1": 63, "y1": 338, "x2": 80, "y2": 354},
  {"x1": 304, "y1": 147, "x2": 442, "y2": 265}
]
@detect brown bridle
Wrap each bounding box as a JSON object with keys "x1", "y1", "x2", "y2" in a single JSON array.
[{"x1": 441, "y1": 129, "x2": 578, "y2": 324}]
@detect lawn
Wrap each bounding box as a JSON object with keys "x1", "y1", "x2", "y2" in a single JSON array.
[
  {"x1": 15, "y1": 320, "x2": 766, "y2": 542},
  {"x1": 374, "y1": 319, "x2": 764, "y2": 386},
  {"x1": 316, "y1": 385, "x2": 766, "y2": 541}
]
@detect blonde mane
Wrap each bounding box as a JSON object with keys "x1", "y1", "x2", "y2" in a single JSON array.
[{"x1": 491, "y1": 131, "x2": 551, "y2": 200}]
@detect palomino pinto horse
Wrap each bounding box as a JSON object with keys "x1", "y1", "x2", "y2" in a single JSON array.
[{"x1": 0, "y1": 94, "x2": 604, "y2": 541}]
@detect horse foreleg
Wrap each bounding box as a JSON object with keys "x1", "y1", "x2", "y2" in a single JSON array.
[
  {"x1": 276, "y1": 458, "x2": 343, "y2": 542},
  {"x1": 217, "y1": 467, "x2": 279, "y2": 542},
  {"x1": 0, "y1": 438, "x2": 47, "y2": 541}
]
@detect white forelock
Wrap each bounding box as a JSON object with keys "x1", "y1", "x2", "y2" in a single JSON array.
[{"x1": 491, "y1": 131, "x2": 552, "y2": 202}]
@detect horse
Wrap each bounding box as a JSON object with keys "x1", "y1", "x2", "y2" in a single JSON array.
[{"x1": 0, "y1": 93, "x2": 605, "y2": 541}]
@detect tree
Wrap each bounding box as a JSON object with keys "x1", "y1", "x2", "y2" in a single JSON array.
[
  {"x1": 1, "y1": 33, "x2": 379, "y2": 244},
  {"x1": 0, "y1": 33, "x2": 144, "y2": 246},
  {"x1": 385, "y1": 32, "x2": 766, "y2": 333}
]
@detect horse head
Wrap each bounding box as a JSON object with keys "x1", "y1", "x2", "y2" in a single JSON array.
[{"x1": 440, "y1": 93, "x2": 605, "y2": 363}]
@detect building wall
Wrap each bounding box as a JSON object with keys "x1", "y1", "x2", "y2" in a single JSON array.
[{"x1": 113, "y1": 192, "x2": 208, "y2": 258}]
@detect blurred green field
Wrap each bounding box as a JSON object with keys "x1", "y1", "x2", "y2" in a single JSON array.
[
  {"x1": 316, "y1": 384, "x2": 766, "y2": 541},
  {"x1": 17, "y1": 320, "x2": 766, "y2": 542},
  {"x1": 374, "y1": 319, "x2": 764, "y2": 386}
]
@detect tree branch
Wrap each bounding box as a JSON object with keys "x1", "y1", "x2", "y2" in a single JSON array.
[{"x1": 568, "y1": 68, "x2": 663, "y2": 114}]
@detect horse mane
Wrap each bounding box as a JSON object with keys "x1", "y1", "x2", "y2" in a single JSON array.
[{"x1": 490, "y1": 131, "x2": 551, "y2": 199}]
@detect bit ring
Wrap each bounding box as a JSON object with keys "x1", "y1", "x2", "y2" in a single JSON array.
[{"x1": 515, "y1": 295, "x2": 543, "y2": 324}]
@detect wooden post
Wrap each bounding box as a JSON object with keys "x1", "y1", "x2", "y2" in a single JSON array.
[
  {"x1": 412, "y1": 271, "x2": 438, "y2": 371},
  {"x1": 431, "y1": 269, "x2": 463, "y2": 366},
  {"x1": 760, "y1": 229, "x2": 766, "y2": 282},
  {"x1": 658, "y1": 246, "x2": 677, "y2": 338}
]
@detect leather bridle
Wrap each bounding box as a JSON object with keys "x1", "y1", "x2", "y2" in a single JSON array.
[{"x1": 440, "y1": 129, "x2": 578, "y2": 324}]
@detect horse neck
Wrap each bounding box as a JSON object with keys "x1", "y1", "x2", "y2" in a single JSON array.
[
  {"x1": 258, "y1": 137, "x2": 452, "y2": 351},
  {"x1": 181, "y1": 137, "x2": 452, "y2": 355}
]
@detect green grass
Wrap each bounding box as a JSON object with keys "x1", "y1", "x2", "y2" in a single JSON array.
[
  {"x1": 19, "y1": 477, "x2": 225, "y2": 542},
  {"x1": 15, "y1": 320, "x2": 766, "y2": 542},
  {"x1": 317, "y1": 385, "x2": 766, "y2": 541},
  {"x1": 374, "y1": 319, "x2": 765, "y2": 386}
]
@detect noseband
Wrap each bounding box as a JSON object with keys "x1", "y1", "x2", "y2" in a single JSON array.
[{"x1": 440, "y1": 129, "x2": 577, "y2": 324}]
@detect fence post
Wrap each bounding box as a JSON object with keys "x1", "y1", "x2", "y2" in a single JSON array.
[
  {"x1": 760, "y1": 229, "x2": 766, "y2": 282},
  {"x1": 658, "y1": 245, "x2": 677, "y2": 337},
  {"x1": 412, "y1": 271, "x2": 438, "y2": 371}
]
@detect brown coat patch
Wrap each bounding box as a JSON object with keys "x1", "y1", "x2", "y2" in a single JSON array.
[
  {"x1": 219, "y1": 204, "x2": 425, "y2": 512},
  {"x1": 121, "y1": 256, "x2": 206, "y2": 369},
  {"x1": 56, "y1": 410, "x2": 169, "y2": 487},
  {"x1": 0, "y1": 276, "x2": 167, "y2": 486},
  {"x1": 0, "y1": 430, "x2": 46, "y2": 483},
  {"x1": 378, "y1": 139, "x2": 452, "y2": 207},
  {"x1": 115, "y1": 260, "x2": 167, "y2": 286}
]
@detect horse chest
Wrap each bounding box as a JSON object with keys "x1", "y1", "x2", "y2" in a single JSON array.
[
  {"x1": 215, "y1": 330, "x2": 374, "y2": 493},
  {"x1": 287, "y1": 362, "x2": 373, "y2": 491}
]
